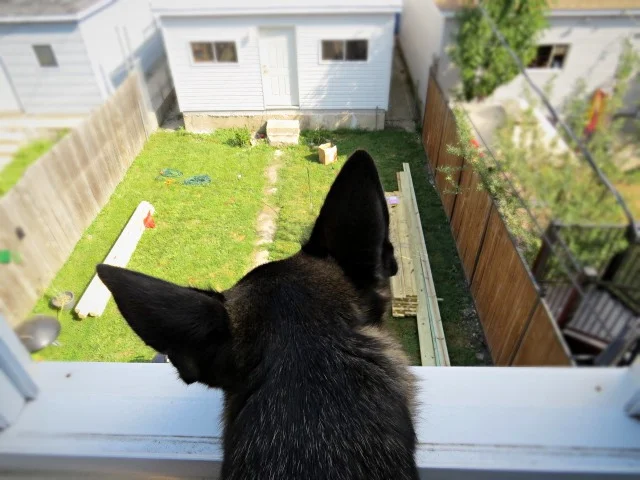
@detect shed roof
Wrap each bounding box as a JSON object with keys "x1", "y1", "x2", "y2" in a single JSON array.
[
  {"x1": 151, "y1": 0, "x2": 402, "y2": 17},
  {"x1": 435, "y1": 0, "x2": 640, "y2": 11},
  {"x1": 0, "y1": 0, "x2": 100, "y2": 16},
  {"x1": 0, "y1": 0, "x2": 113, "y2": 22}
]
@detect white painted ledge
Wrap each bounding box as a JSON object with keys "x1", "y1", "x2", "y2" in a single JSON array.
[{"x1": 0, "y1": 364, "x2": 639, "y2": 478}]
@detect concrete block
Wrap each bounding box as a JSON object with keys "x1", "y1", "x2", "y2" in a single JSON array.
[{"x1": 266, "y1": 119, "x2": 300, "y2": 145}]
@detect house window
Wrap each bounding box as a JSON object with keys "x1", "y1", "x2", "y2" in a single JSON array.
[
  {"x1": 321, "y1": 40, "x2": 368, "y2": 62},
  {"x1": 528, "y1": 44, "x2": 569, "y2": 69},
  {"x1": 190, "y1": 42, "x2": 238, "y2": 63},
  {"x1": 33, "y1": 45, "x2": 57, "y2": 67}
]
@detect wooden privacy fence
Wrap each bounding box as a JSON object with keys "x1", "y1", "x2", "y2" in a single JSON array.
[
  {"x1": 422, "y1": 72, "x2": 573, "y2": 366},
  {"x1": 0, "y1": 71, "x2": 157, "y2": 326}
]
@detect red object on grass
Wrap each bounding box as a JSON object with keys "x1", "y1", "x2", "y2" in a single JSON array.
[{"x1": 144, "y1": 211, "x2": 156, "y2": 229}]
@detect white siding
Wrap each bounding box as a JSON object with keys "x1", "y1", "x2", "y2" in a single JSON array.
[
  {"x1": 435, "y1": 15, "x2": 640, "y2": 111},
  {"x1": 0, "y1": 61, "x2": 20, "y2": 112},
  {"x1": 0, "y1": 22, "x2": 102, "y2": 114},
  {"x1": 80, "y1": 0, "x2": 164, "y2": 98},
  {"x1": 161, "y1": 16, "x2": 264, "y2": 112},
  {"x1": 296, "y1": 15, "x2": 394, "y2": 110},
  {"x1": 399, "y1": 0, "x2": 445, "y2": 118},
  {"x1": 490, "y1": 16, "x2": 640, "y2": 110},
  {"x1": 161, "y1": 14, "x2": 395, "y2": 113}
]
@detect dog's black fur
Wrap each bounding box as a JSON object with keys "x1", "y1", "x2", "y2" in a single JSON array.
[{"x1": 97, "y1": 150, "x2": 418, "y2": 479}]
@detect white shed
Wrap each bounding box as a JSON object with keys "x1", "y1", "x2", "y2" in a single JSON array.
[
  {"x1": 152, "y1": 0, "x2": 402, "y2": 131},
  {"x1": 0, "y1": 0, "x2": 165, "y2": 114}
]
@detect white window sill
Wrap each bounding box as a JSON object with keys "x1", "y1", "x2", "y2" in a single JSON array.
[{"x1": 0, "y1": 363, "x2": 639, "y2": 478}]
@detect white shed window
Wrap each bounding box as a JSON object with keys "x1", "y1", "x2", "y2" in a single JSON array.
[
  {"x1": 33, "y1": 45, "x2": 58, "y2": 67},
  {"x1": 191, "y1": 42, "x2": 238, "y2": 63},
  {"x1": 322, "y1": 40, "x2": 368, "y2": 62},
  {"x1": 528, "y1": 44, "x2": 569, "y2": 69}
]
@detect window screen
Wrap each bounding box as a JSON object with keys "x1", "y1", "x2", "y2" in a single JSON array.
[
  {"x1": 346, "y1": 40, "x2": 368, "y2": 61},
  {"x1": 322, "y1": 41, "x2": 344, "y2": 61},
  {"x1": 214, "y1": 42, "x2": 238, "y2": 63},
  {"x1": 33, "y1": 45, "x2": 57, "y2": 67},
  {"x1": 322, "y1": 40, "x2": 368, "y2": 62},
  {"x1": 191, "y1": 42, "x2": 238, "y2": 63},
  {"x1": 528, "y1": 44, "x2": 569, "y2": 69},
  {"x1": 191, "y1": 42, "x2": 214, "y2": 63}
]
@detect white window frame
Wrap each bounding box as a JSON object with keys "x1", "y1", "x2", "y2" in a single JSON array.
[
  {"x1": 319, "y1": 39, "x2": 370, "y2": 64},
  {"x1": 188, "y1": 41, "x2": 239, "y2": 66},
  {"x1": 528, "y1": 44, "x2": 570, "y2": 70},
  {"x1": 1, "y1": 314, "x2": 639, "y2": 478}
]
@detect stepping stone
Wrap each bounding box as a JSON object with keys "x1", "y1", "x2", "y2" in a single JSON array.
[{"x1": 266, "y1": 119, "x2": 299, "y2": 146}]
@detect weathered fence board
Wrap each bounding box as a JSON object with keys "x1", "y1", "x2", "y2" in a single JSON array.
[
  {"x1": 433, "y1": 112, "x2": 464, "y2": 218},
  {"x1": 470, "y1": 207, "x2": 540, "y2": 365},
  {"x1": 0, "y1": 71, "x2": 156, "y2": 326},
  {"x1": 423, "y1": 79, "x2": 449, "y2": 172},
  {"x1": 449, "y1": 170, "x2": 493, "y2": 282},
  {"x1": 512, "y1": 301, "x2": 573, "y2": 366},
  {"x1": 421, "y1": 68, "x2": 572, "y2": 366}
]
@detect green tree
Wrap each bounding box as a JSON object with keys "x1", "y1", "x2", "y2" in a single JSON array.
[{"x1": 449, "y1": 0, "x2": 548, "y2": 101}]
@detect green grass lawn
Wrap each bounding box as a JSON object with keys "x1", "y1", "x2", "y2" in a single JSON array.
[
  {"x1": 0, "y1": 131, "x2": 66, "y2": 196},
  {"x1": 35, "y1": 130, "x2": 272, "y2": 362},
  {"x1": 34, "y1": 128, "x2": 486, "y2": 366}
]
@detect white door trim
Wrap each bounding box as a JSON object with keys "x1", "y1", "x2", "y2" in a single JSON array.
[{"x1": 258, "y1": 27, "x2": 299, "y2": 109}]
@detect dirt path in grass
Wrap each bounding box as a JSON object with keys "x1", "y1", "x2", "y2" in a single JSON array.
[{"x1": 253, "y1": 149, "x2": 283, "y2": 267}]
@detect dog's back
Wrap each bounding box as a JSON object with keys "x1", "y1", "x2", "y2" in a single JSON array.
[{"x1": 97, "y1": 150, "x2": 418, "y2": 479}]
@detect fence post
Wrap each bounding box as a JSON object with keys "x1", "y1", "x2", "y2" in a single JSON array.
[
  {"x1": 134, "y1": 60, "x2": 159, "y2": 137},
  {"x1": 532, "y1": 221, "x2": 559, "y2": 282}
]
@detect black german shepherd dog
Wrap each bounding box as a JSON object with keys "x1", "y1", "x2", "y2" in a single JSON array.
[{"x1": 97, "y1": 150, "x2": 418, "y2": 479}]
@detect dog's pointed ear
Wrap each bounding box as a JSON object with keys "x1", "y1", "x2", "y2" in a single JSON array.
[
  {"x1": 303, "y1": 150, "x2": 397, "y2": 288},
  {"x1": 97, "y1": 264, "x2": 236, "y2": 388}
]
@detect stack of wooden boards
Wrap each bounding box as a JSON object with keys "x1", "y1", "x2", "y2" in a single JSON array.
[
  {"x1": 386, "y1": 164, "x2": 450, "y2": 367},
  {"x1": 386, "y1": 190, "x2": 417, "y2": 317}
]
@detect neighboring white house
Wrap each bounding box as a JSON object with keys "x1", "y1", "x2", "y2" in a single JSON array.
[
  {"x1": 400, "y1": 0, "x2": 640, "y2": 118},
  {"x1": 151, "y1": 0, "x2": 402, "y2": 131},
  {"x1": 0, "y1": 0, "x2": 165, "y2": 114}
]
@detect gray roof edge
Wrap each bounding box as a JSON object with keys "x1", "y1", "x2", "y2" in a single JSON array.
[{"x1": 0, "y1": 0, "x2": 116, "y2": 24}]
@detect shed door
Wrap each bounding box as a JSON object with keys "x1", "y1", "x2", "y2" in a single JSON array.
[
  {"x1": 259, "y1": 28, "x2": 299, "y2": 108},
  {"x1": 0, "y1": 61, "x2": 21, "y2": 112}
]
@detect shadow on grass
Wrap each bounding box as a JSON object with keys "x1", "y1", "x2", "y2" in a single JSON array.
[{"x1": 128, "y1": 355, "x2": 153, "y2": 363}]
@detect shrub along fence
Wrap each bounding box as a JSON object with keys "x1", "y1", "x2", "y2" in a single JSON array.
[
  {"x1": 0, "y1": 71, "x2": 158, "y2": 326},
  {"x1": 422, "y1": 71, "x2": 573, "y2": 366}
]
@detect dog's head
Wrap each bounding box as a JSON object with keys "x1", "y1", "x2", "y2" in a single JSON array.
[{"x1": 97, "y1": 150, "x2": 397, "y2": 390}]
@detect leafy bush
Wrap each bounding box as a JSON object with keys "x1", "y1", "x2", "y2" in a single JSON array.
[
  {"x1": 226, "y1": 127, "x2": 252, "y2": 147},
  {"x1": 303, "y1": 129, "x2": 331, "y2": 146}
]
